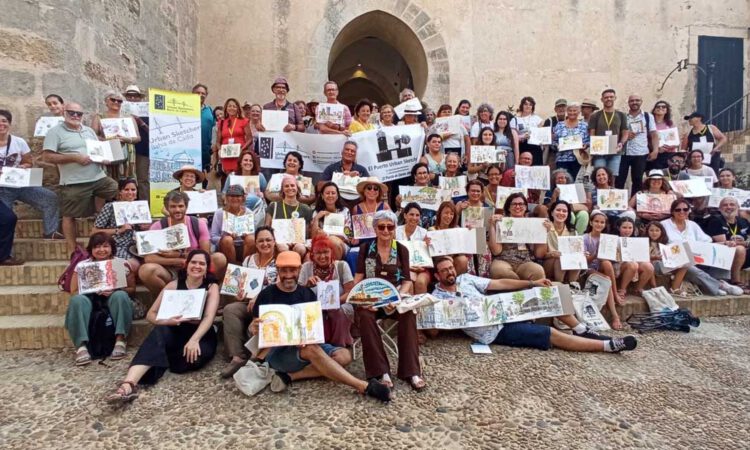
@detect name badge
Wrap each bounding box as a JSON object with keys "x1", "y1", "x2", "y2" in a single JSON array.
[
  {"x1": 605, "y1": 130, "x2": 613, "y2": 136},
  {"x1": 228, "y1": 138, "x2": 235, "y2": 145}
]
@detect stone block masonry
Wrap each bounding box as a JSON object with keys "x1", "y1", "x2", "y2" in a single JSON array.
[{"x1": 0, "y1": 0, "x2": 199, "y2": 140}]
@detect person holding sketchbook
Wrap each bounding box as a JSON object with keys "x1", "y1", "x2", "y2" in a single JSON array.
[
  {"x1": 706, "y1": 197, "x2": 750, "y2": 291},
  {"x1": 310, "y1": 182, "x2": 353, "y2": 261},
  {"x1": 90, "y1": 90, "x2": 141, "y2": 179},
  {"x1": 138, "y1": 191, "x2": 227, "y2": 297},
  {"x1": 298, "y1": 235, "x2": 355, "y2": 347},
  {"x1": 248, "y1": 251, "x2": 391, "y2": 402},
  {"x1": 42, "y1": 101, "x2": 119, "y2": 255},
  {"x1": 0, "y1": 109, "x2": 62, "y2": 240},
  {"x1": 431, "y1": 256, "x2": 637, "y2": 353},
  {"x1": 106, "y1": 249, "x2": 219, "y2": 404},
  {"x1": 92, "y1": 178, "x2": 145, "y2": 274},
  {"x1": 681, "y1": 111, "x2": 726, "y2": 175},
  {"x1": 263, "y1": 151, "x2": 316, "y2": 205},
  {"x1": 211, "y1": 184, "x2": 257, "y2": 265},
  {"x1": 262, "y1": 77, "x2": 304, "y2": 132},
  {"x1": 66, "y1": 232, "x2": 135, "y2": 366},
  {"x1": 540, "y1": 200, "x2": 582, "y2": 283},
  {"x1": 265, "y1": 174, "x2": 313, "y2": 258}
]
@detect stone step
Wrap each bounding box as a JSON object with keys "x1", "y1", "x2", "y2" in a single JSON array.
[
  {"x1": 0, "y1": 315, "x2": 153, "y2": 350},
  {"x1": 12, "y1": 238, "x2": 87, "y2": 261},
  {"x1": 0, "y1": 285, "x2": 153, "y2": 316},
  {"x1": 15, "y1": 218, "x2": 94, "y2": 239},
  {"x1": 0, "y1": 261, "x2": 69, "y2": 286}
]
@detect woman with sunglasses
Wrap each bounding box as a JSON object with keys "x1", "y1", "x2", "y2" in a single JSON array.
[
  {"x1": 90, "y1": 90, "x2": 142, "y2": 178},
  {"x1": 628, "y1": 170, "x2": 675, "y2": 228},
  {"x1": 92, "y1": 178, "x2": 145, "y2": 274},
  {"x1": 353, "y1": 209, "x2": 425, "y2": 391},
  {"x1": 660, "y1": 199, "x2": 732, "y2": 296},
  {"x1": 351, "y1": 178, "x2": 390, "y2": 248},
  {"x1": 649, "y1": 101, "x2": 676, "y2": 170},
  {"x1": 488, "y1": 193, "x2": 546, "y2": 281},
  {"x1": 106, "y1": 249, "x2": 219, "y2": 403}
]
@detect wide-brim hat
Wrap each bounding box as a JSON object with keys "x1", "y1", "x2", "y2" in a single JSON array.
[
  {"x1": 173, "y1": 165, "x2": 205, "y2": 183},
  {"x1": 573, "y1": 148, "x2": 591, "y2": 166},
  {"x1": 123, "y1": 85, "x2": 142, "y2": 96},
  {"x1": 581, "y1": 98, "x2": 599, "y2": 110},
  {"x1": 271, "y1": 77, "x2": 290, "y2": 92},
  {"x1": 356, "y1": 177, "x2": 387, "y2": 196},
  {"x1": 647, "y1": 169, "x2": 664, "y2": 179}
]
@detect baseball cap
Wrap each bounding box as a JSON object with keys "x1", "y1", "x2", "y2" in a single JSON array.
[
  {"x1": 226, "y1": 184, "x2": 245, "y2": 196},
  {"x1": 683, "y1": 111, "x2": 705, "y2": 121},
  {"x1": 276, "y1": 251, "x2": 301, "y2": 268},
  {"x1": 554, "y1": 98, "x2": 568, "y2": 107}
]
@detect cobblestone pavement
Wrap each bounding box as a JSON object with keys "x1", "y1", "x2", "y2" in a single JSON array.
[{"x1": 1, "y1": 317, "x2": 749, "y2": 450}]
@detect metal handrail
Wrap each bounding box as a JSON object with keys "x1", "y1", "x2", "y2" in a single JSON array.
[{"x1": 706, "y1": 92, "x2": 750, "y2": 137}]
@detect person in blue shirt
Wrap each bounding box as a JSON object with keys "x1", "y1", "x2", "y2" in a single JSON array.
[{"x1": 192, "y1": 83, "x2": 215, "y2": 178}]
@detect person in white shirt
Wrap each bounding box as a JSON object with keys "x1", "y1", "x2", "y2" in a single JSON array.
[{"x1": 617, "y1": 94, "x2": 658, "y2": 195}]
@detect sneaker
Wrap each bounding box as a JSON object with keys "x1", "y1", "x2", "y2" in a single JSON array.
[
  {"x1": 44, "y1": 231, "x2": 65, "y2": 240},
  {"x1": 573, "y1": 326, "x2": 611, "y2": 341},
  {"x1": 609, "y1": 336, "x2": 638, "y2": 353},
  {"x1": 0, "y1": 257, "x2": 24, "y2": 266},
  {"x1": 719, "y1": 281, "x2": 743, "y2": 296},
  {"x1": 364, "y1": 379, "x2": 392, "y2": 403},
  {"x1": 717, "y1": 289, "x2": 728, "y2": 296},
  {"x1": 270, "y1": 371, "x2": 292, "y2": 393}
]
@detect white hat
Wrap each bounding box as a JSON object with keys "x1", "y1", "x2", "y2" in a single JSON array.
[{"x1": 123, "y1": 85, "x2": 142, "y2": 95}]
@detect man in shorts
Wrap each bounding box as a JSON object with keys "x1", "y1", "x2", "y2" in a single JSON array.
[
  {"x1": 250, "y1": 251, "x2": 391, "y2": 401},
  {"x1": 43, "y1": 102, "x2": 118, "y2": 254},
  {"x1": 431, "y1": 256, "x2": 638, "y2": 353}
]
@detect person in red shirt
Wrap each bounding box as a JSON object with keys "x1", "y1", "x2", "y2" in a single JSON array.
[{"x1": 213, "y1": 98, "x2": 251, "y2": 176}]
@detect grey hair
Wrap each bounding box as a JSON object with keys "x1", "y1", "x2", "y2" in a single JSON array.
[
  {"x1": 399, "y1": 88, "x2": 415, "y2": 101},
  {"x1": 372, "y1": 210, "x2": 398, "y2": 228},
  {"x1": 477, "y1": 102, "x2": 494, "y2": 116},
  {"x1": 164, "y1": 190, "x2": 190, "y2": 206},
  {"x1": 343, "y1": 140, "x2": 358, "y2": 150},
  {"x1": 719, "y1": 196, "x2": 740, "y2": 208},
  {"x1": 567, "y1": 101, "x2": 581, "y2": 108},
  {"x1": 552, "y1": 169, "x2": 573, "y2": 185},
  {"x1": 103, "y1": 90, "x2": 123, "y2": 100}
]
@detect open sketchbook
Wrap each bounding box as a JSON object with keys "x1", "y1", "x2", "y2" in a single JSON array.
[
  {"x1": 75, "y1": 259, "x2": 129, "y2": 295},
  {"x1": 258, "y1": 301, "x2": 325, "y2": 348},
  {"x1": 157, "y1": 289, "x2": 207, "y2": 321},
  {"x1": 220, "y1": 264, "x2": 265, "y2": 298},
  {"x1": 135, "y1": 223, "x2": 190, "y2": 256}
]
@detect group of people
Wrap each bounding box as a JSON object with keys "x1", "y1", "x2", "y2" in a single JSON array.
[{"x1": 0, "y1": 77, "x2": 743, "y2": 404}]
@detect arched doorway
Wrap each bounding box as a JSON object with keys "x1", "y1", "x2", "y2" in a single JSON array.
[{"x1": 327, "y1": 11, "x2": 428, "y2": 110}]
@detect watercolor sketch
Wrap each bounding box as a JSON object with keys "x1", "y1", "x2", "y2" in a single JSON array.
[
  {"x1": 315, "y1": 103, "x2": 345, "y2": 125},
  {"x1": 156, "y1": 288, "x2": 207, "y2": 321},
  {"x1": 228, "y1": 174, "x2": 261, "y2": 195},
  {"x1": 259, "y1": 301, "x2": 325, "y2": 348},
  {"x1": 76, "y1": 259, "x2": 128, "y2": 295},
  {"x1": 316, "y1": 280, "x2": 341, "y2": 310},
  {"x1": 514, "y1": 165, "x2": 550, "y2": 190},
  {"x1": 223, "y1": 211, "x2": 255, "y2": 236},
  {"x1": 636, "y1": 193, "x2": 676, "y2": 214},
  {"x1": 657, "y1": 127, "x2": 680, "y2": 147},
  {"x1": 399, "y1": 240, "x2": 434, "y2": 268},
  {"x1": 597, "y1": 189, "x2": 629, "y2": 211},
  {"x1": 271, "y1": 218, "x2": 306, "y2": 244},
  {"x1": 352, "y1": 213, "x2": 376, "y2": 239},
  {"x1": 495, "y1": 217, "x2": 547, "y2": 244},
  {"x1": 219, "y1": 143, "x2": 242, "y2": 158},
  {"x1": 557, "y1": 236, "x2": 587, "y2": 270},
  {"x1": 135, "y1": 223, "x2": 190, "y2": 255},
  {"x1": 112, "y1": 201, "x2": 152, "y2": 226},
  {"x1": 558, "y1": 134, "x2": 583, "y2": 151},
  {"x1": 101, "y1": 118, "x2": 137, "y2": 139},
  {"x1": 221, "y1": 264, "x2": 265, "y2": 298},
  {"x1": 186, "y1": 190, "x2": 219, "y2": 214}
]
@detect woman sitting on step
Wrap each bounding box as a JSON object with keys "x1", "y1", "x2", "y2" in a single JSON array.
[
  {"x1": 106, "y1": 249, "x2": 220, "y2": 404},
  {"x1": 66, "y1": 232, "x2": 136, "y2": 365}
]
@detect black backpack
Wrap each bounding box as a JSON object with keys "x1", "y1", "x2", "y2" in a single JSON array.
[{"x1": 87, "y1": 296, "x2": 116, "y2": 359}]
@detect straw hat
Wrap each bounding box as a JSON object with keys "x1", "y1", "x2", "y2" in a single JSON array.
[
  {"x1": 573, "y1": 148, "x2": 591, "y2": 166},
  {"x1": 355, "y1": 177, "x2": 388, "y2": 197},
  {"x1": 173, "y1": 165, "x2": 205, "y2": 183}
]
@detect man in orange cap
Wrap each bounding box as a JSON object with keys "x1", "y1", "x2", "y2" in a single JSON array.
[{"x1": 248, "y1": 251, "x2": 391, "y2": 401}]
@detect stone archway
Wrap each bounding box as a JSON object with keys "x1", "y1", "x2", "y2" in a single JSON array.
[
  {"x1": 304, "y1": 2, "x2": 450, "y2": 107},
  {"x1": 327, "y1": 11, "x2": 427, "y2": 108}
]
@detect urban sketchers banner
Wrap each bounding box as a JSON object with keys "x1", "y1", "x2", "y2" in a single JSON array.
[
  {"x1": 148, "y1": 89, "x2": 202, "y2": 216},
  {"x1": 258, "y1": 124, "x2": 424, "y2": 183}
]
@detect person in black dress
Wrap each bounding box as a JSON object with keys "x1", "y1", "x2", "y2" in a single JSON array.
[{"x1": 106, "y1": 249, "x2": 220, "y2": 403}]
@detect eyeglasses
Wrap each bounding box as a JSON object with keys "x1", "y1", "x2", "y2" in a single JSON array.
[
  {"x1": 65, "y1": 110, "x2": 84, "y2": 117},
  {"x1": 673, "y1": 207, "x2": 690, "y2": 212},
  {"x1": 377, "y1": 224, "x2": 395, "y2": 231},
  {"x1": 108, "y1": 98, "x2": 123, "y2": 104},
  {"x1": 511, "y1": 202, "x2": 526, "y2": 207},
  {"x1": 655, "y1": 104, "x2": 667, "y2": 109},
  {"x1": 365, "y1": 185, "x2": 379, "y2": 191}
]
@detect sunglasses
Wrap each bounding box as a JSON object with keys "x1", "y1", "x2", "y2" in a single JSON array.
[
  {"x1": 377, "y1": 224, "x2": 395, "y2": 231},
  {"x1": 674, "y1": 207, "x2": 690, "y2": 212},
  {"x1": 655, "y1": 104, "x2": 668, "y2": 109},
  {"x1": 65, "y1": 110, "x2": 84, "y2": 117},
  {"x1": 365, "y1": 185, "x2": 380, "y2": 191},
  {"x1": 108, "y1": 98, "x2": 123, "y2": 104}
]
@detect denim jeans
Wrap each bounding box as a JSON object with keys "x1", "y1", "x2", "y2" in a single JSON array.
[
  {"x1": 592, "y1": 154, "x2": 622, "y2": 176},
  {"x1": 0, "y1": 186, "x2": 59, "y2": 235}
]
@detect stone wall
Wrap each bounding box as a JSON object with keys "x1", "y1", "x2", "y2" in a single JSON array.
[
  {"x1": 0, "y1": 0, "x2": 199, "y2": 139},
  {"x1": 197, "y1": 0, "x2": 750, "y2": 122}
]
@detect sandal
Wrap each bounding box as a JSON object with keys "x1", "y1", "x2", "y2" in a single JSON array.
[
  {"x1": 110, "y1": 341, "x2": 127, "y2": 360},
  {"x1": 369, "y1": 373, "x2": 393, "y2": 389},
  {"x1": 105, "y1": 381, "x2": 139, "y2": 404},
  {"x1": 670, "y1": 288, "x2": 688, "y2": 298},
  {"x1": 409, "y1": 375, "x2": 426, "y2": 392},
  {"x1": 75, "y1": 347, "x2": 91, "y2": 366}
]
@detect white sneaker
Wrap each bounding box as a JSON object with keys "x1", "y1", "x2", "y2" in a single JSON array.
[
  {"x1": 717, "y1": 289, "x2": 727, "y2": 296},
  {"x1": 719, "y1": 281, "x2": 743, "y2": 296}
]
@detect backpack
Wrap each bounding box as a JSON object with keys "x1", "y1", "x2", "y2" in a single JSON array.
[
  {"x1": 159, "y1": 216, "x2": 201, "y2": 244},
  {"x1": 58, "y1": 246, "x2": 90, "y2": 293},
  {"x1": 87, "y1": 296, "x2": 116, "y2": 359}
]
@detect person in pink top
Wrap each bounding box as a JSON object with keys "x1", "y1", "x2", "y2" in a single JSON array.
[{"x1": 138, "y1": 191, "x2": 227, "y2": 296}]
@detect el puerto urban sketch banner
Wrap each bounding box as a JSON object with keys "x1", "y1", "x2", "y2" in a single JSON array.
[
  {"x1": 258, "y1": 124, "x2": 424, "y2": 183},
  {"x1": 148, "y1": 89, "x2": 202, "y2": 217}
]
